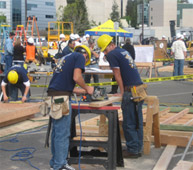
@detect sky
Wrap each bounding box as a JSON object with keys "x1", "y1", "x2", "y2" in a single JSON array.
[{"x1": 189, "y1": 0, "x2": 193, "y2": 3}]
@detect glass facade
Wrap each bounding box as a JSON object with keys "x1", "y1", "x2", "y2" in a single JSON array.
[
  {"x1": 12, "y1": 0, "x2": 22, "y2": 29},
  {"x1": 27, "y1": 4, "x2": 37, "y2": 10},
  {"x1": 0, "y1": 1, "x2": 6, "y2": 8},
  {"x1": 45, "y1": 2, "x2": 53, "y2": 6}
]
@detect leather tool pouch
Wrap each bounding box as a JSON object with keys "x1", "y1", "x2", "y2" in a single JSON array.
[
  {"x1": 50, "y1": 96, "x2": 69, "y2": 119},
  {"x1": 131, "y1": 84, "x2": 147, "y2": 102}
]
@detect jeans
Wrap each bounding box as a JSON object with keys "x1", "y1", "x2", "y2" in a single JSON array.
[
  {"x1": 9, "y1": 83, "x2": 30, "y2": 101},
  {"x1": 50, "y1": 99, "x2": 72, "y2": 170},
  {"x1": 4, "y1": 55, "x2": 13, "y2": 74},
  {"x1": 173, "y1": 59, "x2": 184, "y2": 76},
  {"x1": 84, "y1": 74, "x2": 99, "y2": 84},
  {"x1": 121, "y1": 91, "x2": 144, "y2": 154}
]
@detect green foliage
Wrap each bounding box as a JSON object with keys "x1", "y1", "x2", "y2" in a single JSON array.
[
  {"x1": 60, "y1": 0, "x2": 90, "y2": 35},
  {"x1": 110, "y1": 0, "x2": 123, "y2": 28},
  {"x1": 0, "y1": 13, "x2": 6, "y2": 24},
  {"x1": 125, "y1": 0, "x2": 138, "y2": 28}
]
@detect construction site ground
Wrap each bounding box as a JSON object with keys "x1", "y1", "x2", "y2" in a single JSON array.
[{"x1": 0, "y1": 63, "x2": 193, "y2": 170}]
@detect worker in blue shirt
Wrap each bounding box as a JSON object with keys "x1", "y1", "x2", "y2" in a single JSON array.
[
  {"x1": 97, "y1": 34, "x2": 144, "y2": 159},
  {"x1": 47, "y1": 45, "x2": 94, "y2": 170},
  {"x1": 1, "y1": 65, "x2": 30, "y2": 102},
  {"x1": 61, "y1": 39, "x2": 76, "y2": 57},
  {"x1": 4, "y1": 32, "x2": 15, "y2": 74}
]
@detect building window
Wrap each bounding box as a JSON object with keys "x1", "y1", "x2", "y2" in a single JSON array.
[
  {"x1": 46, "y1": 15, "x2": 54, "y2": 18},
  {"x1": 0, "y1": 1, "x2": 6, "y2": 8},
  {"x1": 45, "y1": 2, "x2": 54, "y2": 6},
  {"x1": 27, "y1": 4, "x2": 37, "y2": 10},
  {"x1": 151, "y1": 22, "x2": 153, "y2": 26},
  {"x1": 151, "y1": 16, "x2": 153, "y2": 20},
  {"x1": 12, "y1": 0, "x2": 21, "y2": 29},
  {"x1": 151, "y1": 8, "x2": 153, "y2": 11}
]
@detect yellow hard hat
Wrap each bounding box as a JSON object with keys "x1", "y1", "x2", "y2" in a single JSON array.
[
  {"x1": 97, "y1": 34, "x2": 113, "y2": 52},
  {"x1": 74, "y1": 45, "x2": 91, "y2": 66},
  {"x1": 7, "y1": 70, "x2": 19, "y2": 84}
]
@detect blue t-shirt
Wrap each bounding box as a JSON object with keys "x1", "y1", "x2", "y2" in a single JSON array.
[
  {"x1": 48, "y1": 52, "x2": 85, "y2": 92},
  {"x1": 62, "y1": 46, "x2": 73, "y2": 56},
  {"x1": 106, "y1": 47, "x2": 142, "y2": 87},
  {"x1": 4, "y1": 65, "x2": 29, "y2": 86}
]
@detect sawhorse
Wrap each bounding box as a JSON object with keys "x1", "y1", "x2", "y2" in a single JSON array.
[{"x1": 69, "y1": 105, "x2": 124, "y2": 170}]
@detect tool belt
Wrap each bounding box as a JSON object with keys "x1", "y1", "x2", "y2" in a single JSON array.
[
  {"x1": 125, "y1": 84, "x2": 148, "y2": 102},
  {"x1": 40, "y1": 90, "x2": 71, "y2": 119}
]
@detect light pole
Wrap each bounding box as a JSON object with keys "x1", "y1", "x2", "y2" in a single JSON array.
[
  {"x1": 25, "y1": 0, "x2": 27, "y2": 27},
  {"x1": 141, "y1": 0, "x2": 144, "y2": 41}
]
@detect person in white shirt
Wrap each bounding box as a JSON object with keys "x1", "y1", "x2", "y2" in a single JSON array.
[
  {"x1": 74, "y1": 34, "x2": 81, "y2": 47},
  {"x1": 59, "y1": 34, "x2": 67, "y2": 51},
  {"x1": 171, "y1": 33, "x2": 187, "y2": 76}
]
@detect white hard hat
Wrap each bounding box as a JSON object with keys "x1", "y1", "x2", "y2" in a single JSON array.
[
  {"x1": 70, "y1": 33, "x2": 76, "y2": 40},
  {"x1": 28, "y1": 37, "x2": 34, "y2": 44},
  {"x1": 162, "y1": 35, "x2": 166, "y2": 39},
  {"x1": 85, "y1": 34, "x2": 90, "y2": 38},
  {"x1": 176, "y1": 33, "x2": 181, "y2": 39},
  {"x1": 74, "y1": 34, "x2": 80, "y2": 39},
  {"x1": 183, "y1": 32, "x2": 186, "y2": 36},
  {"x1": 60, "y1": 34, "x2": 65, "y2": 39}
]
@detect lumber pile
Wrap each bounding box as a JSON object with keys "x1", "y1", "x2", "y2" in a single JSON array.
[
  {"x1": 76, "y1": 107, "x2": 193, "y2": 147},
  {"x1": 0, "y1": 102, "x2": 42, "y2": 127}
]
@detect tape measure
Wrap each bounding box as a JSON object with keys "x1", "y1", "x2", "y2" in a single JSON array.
[{"x1": 30, "y1": 74, "x2": 193, "y2": 88}]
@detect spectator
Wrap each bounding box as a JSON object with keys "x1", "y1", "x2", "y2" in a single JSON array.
[
  {"x1": 171, "y1": 33, "x2": 187, "y2": 77},
  {"x1": 13, "y1": 38, "x2": 25, "y2": 67},
  {"x1": 4, "y1": 32, "x2": 15, "y2": 74}
]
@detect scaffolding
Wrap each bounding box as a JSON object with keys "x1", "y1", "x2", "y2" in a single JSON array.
[
  {"x1": 26, "y1": 16, "x2": 42, "y2": 48},
  {"x1": 47, "y1": 21, "x2": 73, "y2": 48},
  {"x1": 0, "y1": 25, "x2": 11, "y2": 50}
]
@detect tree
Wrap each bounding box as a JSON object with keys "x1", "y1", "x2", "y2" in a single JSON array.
[
  {"x1": 60, "y1": 0, "x2": 90, "y2": 35},
  {"x1": 110, "y1": 0, "x2": 122, "y2": 27},
  {"x1": 125, "y1": 0, "x2": 138, "y2": 28}
]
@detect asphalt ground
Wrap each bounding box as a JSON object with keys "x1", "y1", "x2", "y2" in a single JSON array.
[{"x1": 0, "y1": 66, "x2": 193, "y2": 170}]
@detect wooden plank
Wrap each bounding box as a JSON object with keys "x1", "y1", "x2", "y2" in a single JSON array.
[
  {"x1": 160, "y1": 124, "x2": 193, "y2": 132},
  {"x1": 89, "y1": 96, "x2": 122, "y2": 107},
  {"x1": 161, "y1": 108, "x2": 189, "y2": 124},
  {"x1": 153, "y1": 145, "x2": 177, "y2": 170},
  {"x1": 184, "y1": 118, "x2": 193, "y2": 126},
  {"x1": 0, "y1": 103, "x2": 42, "y2": 127},
  {"x1": 159, "y1": 108, "x2": 170, "y2": 117},
  {"x1": 160, "y1": 134, "x2": 190, "y2": 147},
  {"x1": 173, "y1": 160, "x2": 193, "y2": 170},
  {"x1": 0, "y1": 119, "x2": 48, "y2": 138}
]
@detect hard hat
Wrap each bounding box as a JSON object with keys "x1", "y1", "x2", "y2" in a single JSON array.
[
  {"x1": 7, "y1": 70, "x2": 19, "y2": 84},
  {"x1": 74, "y1": 45, "x2": 91, "y2": 66},
  {"x1": 74, "y1": 34, "x2": 80, "y2": 39},
  {"x1": 162, "y1": 35, "x2": 166, "y2": 39},
  {"x1": 183, "y1": 32, "x2": 186, "y2": 36},
  {"x1": 60, "y1": 34, "x2": 65, "y2": 39},
  {"x1": 176, "y1": 33, "x2": 181, "y2": 39},
  {"x1": 70, "y1": 33, "x2": 76, "y2": 40},
  {"x1": 85, "y1": 34, "x2": 90, "y2": 38},
  {"x1": 97, "y1": 34, "x2": 113, "y2": 52},
  {"x1": 28, "y1": 37, "x2": 34, "y2": 44}
]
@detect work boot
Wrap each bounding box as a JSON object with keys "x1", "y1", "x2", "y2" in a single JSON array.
[{"x1": 122, "y1": 150, "x2": 141, "y2": 159}]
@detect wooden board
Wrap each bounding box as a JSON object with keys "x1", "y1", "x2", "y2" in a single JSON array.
[
  {"x1": 153, "y1": 145, "x2": 177, "y2": 170},
  {"x1": 0, "y1": 116, "x2": 49, "y2": 138},
  {"x1": 89, "y1": 96, "x2": 122, "y2": 107},
  {"x1": 173, "y1": 160, "x2": 193, "y2": 170},
  {"x1": 0, "y1": 102, "x2": 42, "y2": 127}
]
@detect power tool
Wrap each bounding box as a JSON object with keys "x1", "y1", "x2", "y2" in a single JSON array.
[{"x1": 83, "y1": 87, "x2": 108, "y2": 102}]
